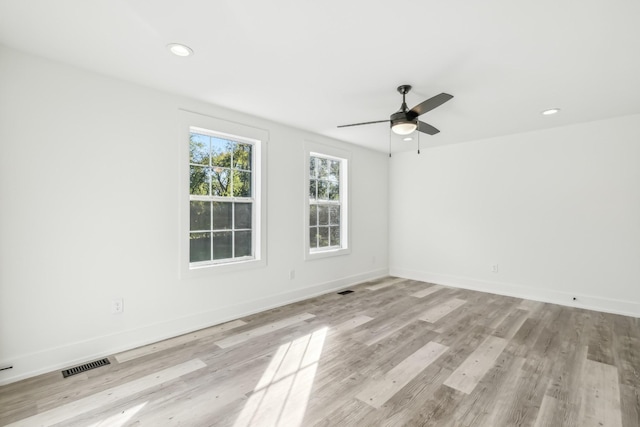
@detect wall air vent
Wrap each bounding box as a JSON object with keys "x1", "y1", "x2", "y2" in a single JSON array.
[
  {"x1": 337, "y1": 290, "x2": 354, "y2": 295},
  {"x1": 62, "y1": 358, "x2": 111, "y2": 378}
]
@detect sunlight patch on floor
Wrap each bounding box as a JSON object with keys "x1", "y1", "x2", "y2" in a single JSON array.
[{"x1": 233, "y1": 327, "x2": 327, "y2": 427}]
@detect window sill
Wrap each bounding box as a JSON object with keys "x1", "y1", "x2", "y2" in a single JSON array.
[
  {"x1": 181, "y1": 257, "x2": 266, "y2": 279},
  {"x1": 305, "y1": 247, "x2": 351, "y2": 261}
]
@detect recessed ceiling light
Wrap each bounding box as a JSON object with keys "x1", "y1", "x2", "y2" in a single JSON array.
[
  {"x1": 167, "y1": 43, "x2": 193, "y2": 57},
  {"x1": 403, "y1": 137, "x2": 413, "y2": 141},
  {"x1": 542, "y1": 108, "x2": 560, "y2": 116}
]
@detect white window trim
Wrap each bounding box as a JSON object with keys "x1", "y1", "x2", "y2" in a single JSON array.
[
  {"x1": 304, "y1": 140, "x2": 351, "y2": 260},
  {"x1": 179, "y1": 109, "x2": 268, "y2": 278}
]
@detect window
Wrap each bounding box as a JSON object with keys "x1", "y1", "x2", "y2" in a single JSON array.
[
  {"x1": 305, "y1": 146, "x2": 349, "y2": 259},
  {"x1": 189, "y1": 130, "x2": 256, "y2": 265},
  {"x1": 188, "y1": 130, "x2": 256, "y2": 266}
]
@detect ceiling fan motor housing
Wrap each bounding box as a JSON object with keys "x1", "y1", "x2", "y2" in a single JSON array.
[{"x1": 390, "y1": 110, "x2": 415, "y2": 124}]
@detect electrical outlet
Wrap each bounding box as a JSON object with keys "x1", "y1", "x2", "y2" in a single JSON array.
[
  {"x1": 289, "y1": 270, "x2": 295, "y2": 280},
  {"x1": 492, "y1": 264, "x2": 499, "y2": 273},
  {"x1": 112, "y1": 298, "x2": 124, "y2": 314},
  {"x1": 372, "y1": 255, "x2": 376, "y2": 265}
]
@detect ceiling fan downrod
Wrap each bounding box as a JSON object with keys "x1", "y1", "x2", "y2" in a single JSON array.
[{"x1": 397, "y1": 85, "x2": 411, "y2": 113}]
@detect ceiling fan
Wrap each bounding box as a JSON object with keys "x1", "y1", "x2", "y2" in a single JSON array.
[{"x1": 338, "y1": 85, "x2": 453, "y2": 136}]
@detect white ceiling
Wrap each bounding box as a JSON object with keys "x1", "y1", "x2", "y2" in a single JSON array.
[{"x1": 2, "y1": 0, "x2": 640, "y2": 152}]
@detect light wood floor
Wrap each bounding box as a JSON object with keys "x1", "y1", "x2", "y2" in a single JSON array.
[{"x1": 1, "y1": 277, "x2": 639, "y2": 426}]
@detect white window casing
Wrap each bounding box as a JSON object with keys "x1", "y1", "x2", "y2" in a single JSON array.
[
  {"x1": 304, "y1": 140, "x2": 350, "y2": 260},
  {"x1": 179, "y1": 109, "x2": 268, "y2": 277}
]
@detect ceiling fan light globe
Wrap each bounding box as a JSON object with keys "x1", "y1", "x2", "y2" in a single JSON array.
[{"x1": 392, "y1": 122, "x2": 417, "y2": 135}]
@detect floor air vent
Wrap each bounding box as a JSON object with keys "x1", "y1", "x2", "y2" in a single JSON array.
[
  {"x1": 337, "y1": 290, "x2": 354, "y2": 295},
  {"x1": 62, "y1": 358, "x2": 110, "y2": 378}
]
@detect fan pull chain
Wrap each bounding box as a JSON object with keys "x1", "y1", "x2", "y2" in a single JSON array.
[
  {"x1": 389, "y1": 137, "x2": 392, "y2": 158},
  {"x1": 417, "y1": 137, "x2": 420, "y2": 154}
]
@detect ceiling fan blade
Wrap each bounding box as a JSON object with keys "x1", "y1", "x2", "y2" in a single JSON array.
[
  {"x1": 337, "y1": 119, "x2": 389, "y2": 128},
  {"x1": 418, "y1": 121, "x2": 440, "y2": 135},
  {"x1": 408, "y1": 93, "x2": 453, "y2": 119}
]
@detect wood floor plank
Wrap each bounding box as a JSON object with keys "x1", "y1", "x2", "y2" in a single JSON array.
[
  {"x1": 354, "y1": 365, "x2": 458, "y2": 427},
  {"x1": 619, "y1": 384, "x2": 640, "y2": 427},
  {"x1": 303, "y1": 328, "x2": 438, "y2": 423},
  {"x1": 214, "y1": 312, "x2": 315, "y2": 348},
  {"x1": 356, "y1": 341, "x2": 448, "y2": 409},
  {"x1": 354, "y1": 297, "x2": 442, "y2": 346},
  {"x1": 310, "y1": 327, "x2": 438, "y2": 404},
  {"x1": 129, "y1": 382, "x2": 245, "y2": 425},
  {"x1": 365, "y1": 277, "x2": 404, "y2": 291},
  {"x1": 434, "y1": 295, "x2": 502, "y2": 334},
  {"x1": 518, "y1": 299, "x2": 544, "y2": 312},
  {"x1": 59, "y1": 377, "x2": 195, "y2": 426},
  {"x1": 492, "y1": 308, "x2": 529, "y2": 339},
  {"x1": 489, "y1": 309, "x2": 566, "y2": 426},
  {"x1": 536, "y1": 328, "x2": 589, "y2": 427},
  {"x1": 506, "y1": 317, "x2": 542, "y2": 358},
  {"x1": 6, "y1": 359, "x2": 206, "y2": 427},
  {"x1": 133, "y1": 350, "x2": 291, "y2": 426},
  {"x1": 0, "y1": 371, "x2": 89, "y2": 419},
  {"x1": 443, "y1": 335, "x2": 508, "y2": 394},
  {"x1": 362, "y1": 318, "x2": 418, "y2": 347},
  {"x1": 612, "y1": 315, "x2": 640, "y2": 388},
  {"x1": 578, "y1": 359, "x2": 623, "y2": 427},
  {"x1": 115, "y1": 319, "x2": 246, "y2": 363},
  {"x1": 419, "y1": 297, "x2": 467, "y2": 323},
  {"x1": 470, "y1": 354, "x2": 527, "y2": 427},
  {"x1": 311, "y1": 399, "x2": 374, "y2": 427},
  {"x1": 410, "y1": 284, "x2": 444, "y2": 298},
  {"x1": 490, "y1": 352, "x2": 553, "y2": 427},
  {"x1": 534, "y1": 394, "x2": 560, "y2": 427},
  {"x1": 588, "y1": 312, "x2": 616, "y2": 365},
  {"x1": 329, "y1": 314, "x2": 373, "y2": 335}
]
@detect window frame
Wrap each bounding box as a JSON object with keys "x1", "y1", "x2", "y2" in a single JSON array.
[
  {"x1": 304, "y1": 141, "x2": 350, "y2": 260},
  {"x1": 180, "y1": 109, "x2": 268, "y2": 277}
]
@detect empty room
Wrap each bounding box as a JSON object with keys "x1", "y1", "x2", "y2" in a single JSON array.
[{"x1": 1, "y1": 1, "x2": 639, "y2": 426}]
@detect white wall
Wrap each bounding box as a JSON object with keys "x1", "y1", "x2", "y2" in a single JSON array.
[
  {"x1": 0, "y1": 46, "x2": 389, "y2": 384},
  {"x1": 390, "y1": 114, "x2": 640, "y2": 316}
]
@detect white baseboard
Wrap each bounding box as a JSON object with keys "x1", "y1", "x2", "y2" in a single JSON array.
[
  {"x1": 0, "y1": 268, "x2": 388, "y2": 386},
  {"x1": 390, "y1": 267, "x2": 640, "y2": 318}
]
